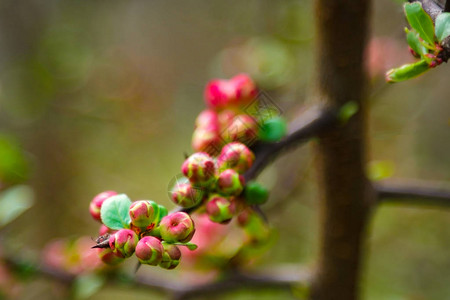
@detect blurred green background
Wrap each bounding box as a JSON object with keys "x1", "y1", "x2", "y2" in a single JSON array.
[{"x1": 0, "y1": 0, "x2": 449, "y2": 299}]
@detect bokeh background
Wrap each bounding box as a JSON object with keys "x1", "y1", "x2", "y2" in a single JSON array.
[{"x1": 0, "y1": 0, "x2": 449, "y2": 299}]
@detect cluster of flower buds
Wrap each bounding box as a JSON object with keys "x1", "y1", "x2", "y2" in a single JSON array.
[
  {"x1": 170, "y1": 141, "x2": 268, "y2": 224},
  {"x1": 89, "y1": 192, "x2": 196, "y2": 269},
  {"x1": 192, "y1": 73, "x2": 287, "y2": 155}
]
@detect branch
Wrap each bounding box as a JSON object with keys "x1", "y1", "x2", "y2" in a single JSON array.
[
  {"x1": 3, "y1": 253, "x2": 309, "y2": 299},
  {"x1": 244, "y1": 106, "x2": 337, "y2": 182},
  {"x1": 177, "y1": 106, "x2": 337, "y2": 214},
  {"x1": 376, "y1": 179, "x2": 450, "y2": 207}
]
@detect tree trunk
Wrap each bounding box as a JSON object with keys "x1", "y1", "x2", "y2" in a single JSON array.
[{"x1": 310, "y1": 0, "x2": 375, "y2": 299}]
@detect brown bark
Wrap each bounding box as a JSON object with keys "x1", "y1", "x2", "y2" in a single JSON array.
[{"x1": 310, "y1": 0, "x2": 375, "y2": 300}]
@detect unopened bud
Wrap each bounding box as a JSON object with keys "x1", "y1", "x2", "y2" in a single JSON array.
[
  {"x1": 135, "y1": 236, "x2": 164, "y2": 266},
  {"x1": 217, "y1": 142, "x2": 255, "y2": 174},
  {"x1": 206, "y1": 194, "x2": 237, "y2": 224},
  {"x1": 195, "y1": 109, "x2": 220, "y2": 132},
  {"x1": 170, "y1": 181, "x2": 204, "y2": 208},
  {"x1": 191, "y1": 128, "x2": 223, "y2": 156},
  {"x1": 258, "y1": 117, "x2": 287, "y2": 142},
  {"x1": 89, "y1": 191, "x2": 117, "y2": 222},
  {"x1": 244, "y1": 181, "x2": 269, "y2": 205},
  {"x1": 204, "y1": 79, "x2": 235, "y2": 110},
  {"x1": 108, "y1": 229, "x2": 138, "y2": 258},
  {"x1": 97, "y1": 247, "x2": 125, "y2": 265},
  {"x1": 217, "y1": 169, "x2": 244, "y2": 196},
  {"x1": 231, "y1": 73, "x2": 257, "y2": 105},
  {"x1": 129, "y1": 200, "x2": 159, "y2": 229},
  {"x1": 225, "y1": 115, "x2": 258, "y2": 144},
  {"x1": 159, "y1": 243, "x2": 182, "y2": 270},
  {"x1": 98, "y1": 224, "x2": 115, "y2": 236},
  {"x1": 182, "y1": 152, "x2": 216, "y2": 187},
  {"x1": 159, "y1": 212, "x2": 196, "y2": 243}
]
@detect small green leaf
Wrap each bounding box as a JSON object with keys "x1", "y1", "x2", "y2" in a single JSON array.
[
  {"x1": 338, "y1": 101, "x2": 359, "y2": 123},
  {"x1": 72, "y1": 274, "x2": 105, "y2": 300},
  {"x1": 0, "y1": 185, "x2": 34, "y2": 228},
  {"x1": 404, "y1": 2, "x2": 436, "y2": 46},
  {"x1": 385, "y1": 59, "x2": 429, "y2": 83},
  {"x1": 185, "y1": 242, "x2": 198, "y2": 251},
  {"x1": 405, "y1": 28, "x2": 427, "y2": 57},
  {"x1": 100, "y1": 194, "x2": 132, "y2": 230},
  {"x1": 435, "y1": 12, "x2": 450, "y2": 42}
]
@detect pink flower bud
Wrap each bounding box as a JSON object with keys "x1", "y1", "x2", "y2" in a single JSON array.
[
  {"x1": 231, "y1": 73, "x2": 257, "y2": 105},
  {"x1": 218, "y1": 109, "x2": 237, "y2": 131},
  {"x1": 98, "y1": 224, "x2": 115, "y2": 236},
  {"x1": 206, "y1": 194, "x2": 237, "y2": 224},
  {"x1": 191, "y1": 128, "x2": 223, "y2": 156},
  {"x1": 159, "y1": 243, "x2": 182, "y2": 270},
  {"x1": 216, "y1": 169, "x2": 245, "y2": 196},
  {"x1": 223, "y1": 115, "x2": 258, "y2": 144},
  {"x1": 108, "y1": 229, "x2": 138, "y2": 258},
  {"x1": 135, "y1": 236, "x2": 164, "y2": 266},
  {"x1": 181, "y1": 152, "x2": 216, "y2": 187},
  {"x1": 217, "y1": 142, "x2": 255, "y2": 174},
  {"x1": 159, "y1": 212, "x2": 195, "y2": 243},
  {"x1": 195, "y1": 109, "x2": 220, "y2": 132},
  {"x1": 170, "y1": 181, "x2": 204, "y2": 208},
  {"x1": 89, "y1": 191, "x2": 117, "y2": 222},
  {"x1": 129, "y1": 200, "x2": 159, "y2": 229},
  {"x1": 204, "y1": 79, "x2": 235, "y2": 110},
  {"x1": 97, "y1": 248, "x2": 125, "y2": 265}
]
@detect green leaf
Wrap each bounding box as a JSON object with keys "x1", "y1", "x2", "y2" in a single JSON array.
[
  {"x1": 72, "y1": 274, "x2": 105, "y2": 300},
  {"x1": 0, "y1": 185, "x2": 34, "y2": 228},
  {"x1": 184, "y1": 242, "x2": 198, "y2": 251},
  {"x1": 405, "y1": 28, "x2": 427, "y2": 57},
  {"x1": 100, "y1": 194, "x2": 132, "y2": 230},
  {"x1": 404, "y1": 2, "x2": 436, "y2": 46},
  {"x1": 435, "y1": 12, "x2": 450, "y2": 42},
  {"x1": 385, "y1": 59, "x2": 429, "y2": 83}
]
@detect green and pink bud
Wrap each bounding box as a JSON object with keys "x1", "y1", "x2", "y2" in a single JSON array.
[
  {"x1": 159, "y1": 243, "x2": 182, "y2": 270},
  {"x1": 108, "y1": 229, "x2": 138, "y2": 258},
  {"x1": 218, "y1": 109, "x2": 237, "y2": 130},
  {"x1": 170, "y1": 181, "x2": 204, "y2": 208},
  {"x1": 231, "y1": 73, "x2": 257, "y2": 105},
  {"x1": 216, "y1": 169, "x2": 244, "y2": 196},
  {"x1": 191, "y1": 128, "x2": 223, "y2": 156},
  {"x1": 204, "y1": 79, "x2": 236, "y2": 110},
  {"x1": 217, "y1": 142, "x2": 254, "y2": 174},
  {"x1": 97, "y1": 248, "x2": 125, "y2": 265},
  {"x1": 135, "y1": 236, "x2": 164, "y2": 266},
  {"x1": 98, "y1": 224, "x2": 115, "y2": 236},
  {"x1": 159, "y1": 212, "x2": 195, "y2": 243},
  {"x1": 225, "y1": 114, "x2": 258, "y2": 144},
  {"x1": 182, "y1": 152, "x2": 216, "y2": 187},
  {"x1": 89, "y1": 190, "x2": 118, "y2": 222},
  {"x1": 195, "y1": 109, "x2": 220, "y2": 132},
  {"x1": 205, "y1": 194, "x2": 237, "y2": 224},
  {"x1": 129, "y1": 200, "x2": 159, "y2": 229}
]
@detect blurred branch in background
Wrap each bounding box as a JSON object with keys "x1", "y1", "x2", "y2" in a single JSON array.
[
  {"x1": 3, "y1": 252, "x2": 310, "y2": 300},
  {"x1": 376, "y1": 179, "x2": 450, "y2": 207}
]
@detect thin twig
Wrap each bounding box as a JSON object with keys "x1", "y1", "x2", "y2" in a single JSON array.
[
  {"x1": 244, "y1": 106, "x2": 337, "y2": 182},
  {"x1": 376, "y1": 179, "x2": 450, "y2": 207}
]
